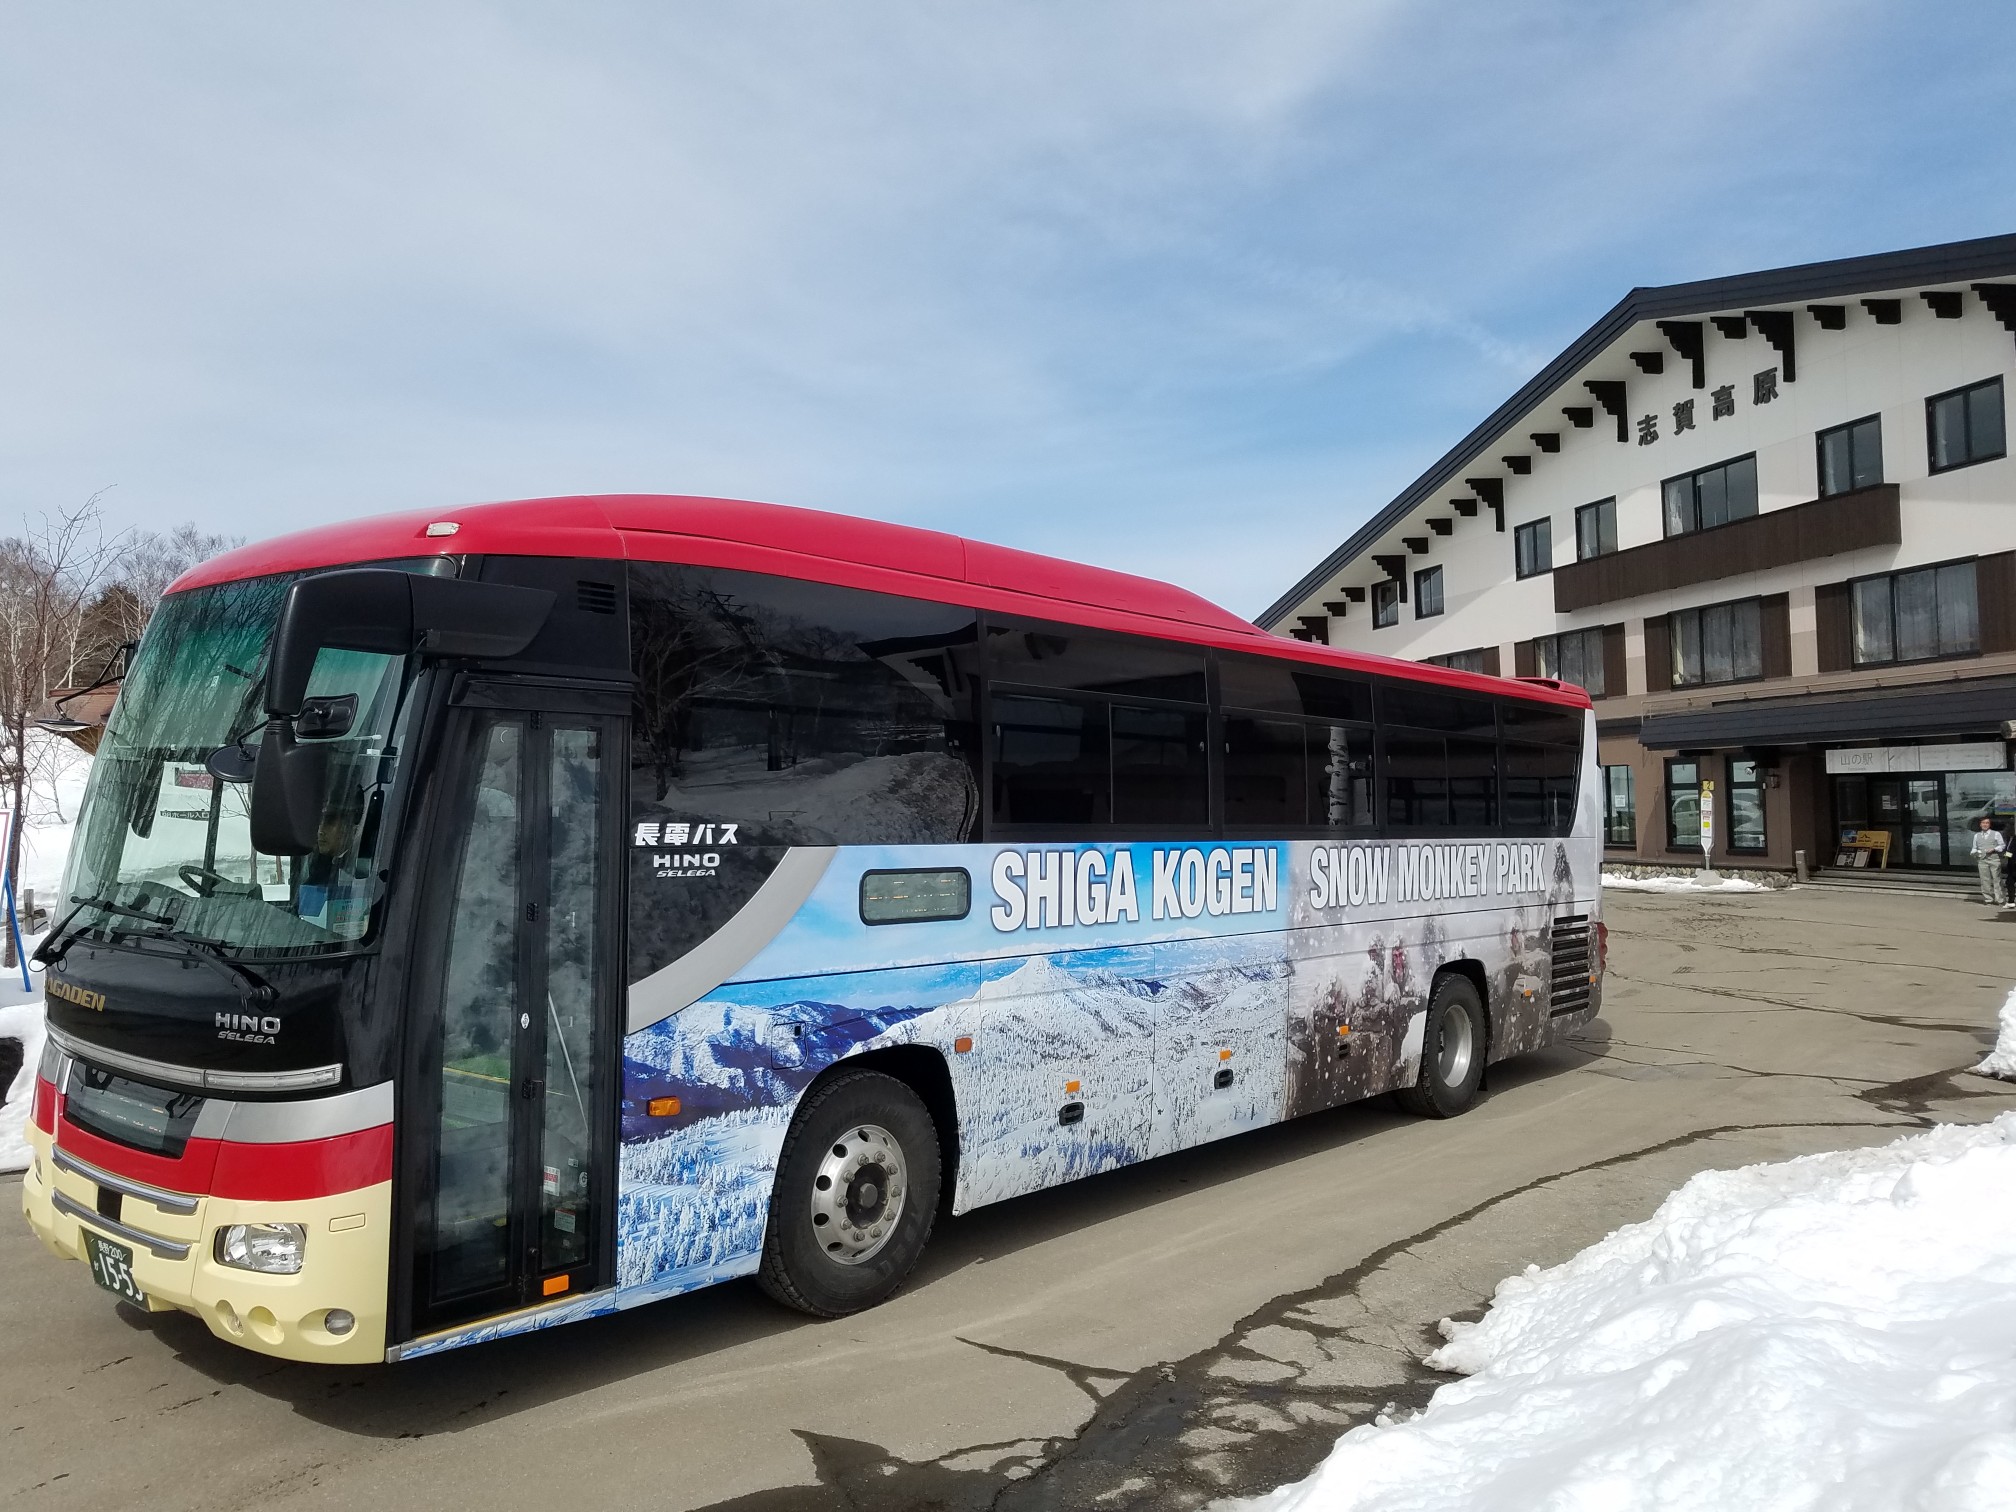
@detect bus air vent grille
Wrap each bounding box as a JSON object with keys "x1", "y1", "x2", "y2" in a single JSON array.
[
  {"x1": 1547, "y1": 914, "x2": 1592, "y2": 1017},
  {"x1": 576, "y1": 580, "x2": 618, "y2": 615}
]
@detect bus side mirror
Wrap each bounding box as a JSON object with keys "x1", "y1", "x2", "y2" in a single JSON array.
[
  {"x1": 250, "y1": 567, "x2": 555, "y2": 855},
  {"x1": 249, "y1": 720, "x2": 329, "y2": 856},
  {"x1": 265, "y1": 569, "x2": 556, "y2": 718}
]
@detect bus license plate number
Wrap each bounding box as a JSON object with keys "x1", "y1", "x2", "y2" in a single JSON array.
[{"x1": 84, "y1": 1233, "x2": 146, "y2": 1306}]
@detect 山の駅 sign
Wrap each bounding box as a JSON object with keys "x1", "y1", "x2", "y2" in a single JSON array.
[{"x1": 1824, "y1": 742, "x2": 2009, "y2": 775}]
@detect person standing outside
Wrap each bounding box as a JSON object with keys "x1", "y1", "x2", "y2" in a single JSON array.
[{"x1": 1972, "y1": 816, "x2": 2008, "y2": 906}]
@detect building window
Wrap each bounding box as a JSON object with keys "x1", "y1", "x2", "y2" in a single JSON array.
[
  {"x1": 1532, "y1": 627, "x2": 1605, "y2": 696},
  {"x1": 1728, "y1": 758, "x2": 1766, "y2": 853},
  {"x1": 1575, "y1": 498, "x2": 1617, "y2": 560},
  {"x1": 1414, "y1": 566, "x2": 1444, "y2": 619},
  {"x1": 1662, "y1": 453, "x2": 1758, "y2": 537},
  {"x1": 1426, "y1": 649, "x2": 1488, "y2": 673},
  {"x1": 1372, "y1": 579, "x2": 1401, "y2": 629},
  {"x1": 1817, "y1": 415, "x2": 1883, "y2": 497},
  {"x1": 1666, "y1": 759, "x2": 1702, "y2": 851},
  {"x1": 1928, "y1": 377, "x2": 2006, "y2": 473},
  {"x1": 1850, "y1": 560, "x2": 1979, "y2": 666},
  {"x1": 1603, "y1": 765, "x2": 1636, "y2": 847},
  {"x1": 1670, "y1": 598, "x2": 1763, "y2": 687},
  {"x1": 1514, "y1": 518, "x2": 1552, "y2": 578}
]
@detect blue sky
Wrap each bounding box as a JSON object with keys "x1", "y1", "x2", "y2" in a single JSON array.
[{"x1": 3, "y1": 2, "x2": 2012, "y2": 617}]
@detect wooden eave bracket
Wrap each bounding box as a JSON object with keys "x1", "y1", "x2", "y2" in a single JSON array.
[
  {"x1": 1582, "y1": 380, "x2": 1628, "y2": 442},
  {"x1": 1655, "y1": 320, "x2": 1705, "y2": 389},
  {"x1": 1744, "y1": 309, "x2": 1796, "y2": 382}
]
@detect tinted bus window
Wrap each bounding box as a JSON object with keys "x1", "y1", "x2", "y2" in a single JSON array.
[
  {"x1": 1543, "y1": 742, "x2": 1580, "y2": 833},
  {"x1": 629, "y1": 565, "x2": 982, "y2": 978},
  {"x1": 991, "y1": 693, "x2": 1111, "y2": 826},
  {"x1": 1503, "y1": 740, "x2": 1579, "y2": 837},
  {"x1": 1379, "y1": 686, "x2": 1496, "y2": 739},
  {"x1": 1500, "y1": 700, "x2": 1580, "y2": 748},
  {"x1": 988, "y1": 621, "x2": 1206, "y2": 703},
  {"x1": 1224, "y1": 715, "x2": 1306, "y2": 828},
  {"x1": 1503, "y1": 742, "x2": 1546, "y2": 834},
  {"x1": 1384, "y1": 731, "x2": 1450, "y2": 827},
  {"x1": 1223, "y1": 718, "x2": 1373, "y2": 831},
  {"x1": 1218, "y1": 658, "x2": 1372, "y2": 722},
  {"x1": 1312, "y1": 723, "x2": 1375, "y2": 828},
  {"x1": 1448, "y1": 736, "x2": 1499, "y2": 828},
  {"x1": 1111, "y1": 703, "x2": 1208, "y2": 826}
]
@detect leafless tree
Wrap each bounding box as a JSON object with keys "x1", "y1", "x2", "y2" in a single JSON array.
[
  {"x1": 0, "y1": 498, "x2": 131, "y2": 957},
  {"x1": 0, "y1": 500, "x2": 240, "y2": 960}
]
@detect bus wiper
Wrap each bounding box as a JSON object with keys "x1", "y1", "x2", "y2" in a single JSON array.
[
  {"x1": 32, "y1": 894, "x2": 177, "y2": 969},
  {"x1": 33, "y1": 898, "x2": 277, "y2": 1006},
  {"x1": 125, "y1": 924, "x2": 279, "y2": 1007}
]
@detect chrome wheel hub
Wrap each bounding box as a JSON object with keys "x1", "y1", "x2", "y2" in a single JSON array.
[
  {"x1": 809, "y1": 1123, "x2": 908, "y2": 1266},
  {"x1": 1436, "y1": 1003, "x2": 1476, "y2": 1088}
]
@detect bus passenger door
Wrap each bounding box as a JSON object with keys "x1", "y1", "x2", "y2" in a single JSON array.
[{"x1": 403, "y1": 696, "x2": 624, "y2": 1339}]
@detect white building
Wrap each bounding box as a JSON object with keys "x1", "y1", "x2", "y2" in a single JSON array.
[{"x1": 1262, "y1": 234, "x2": 2016, "y2": 876}]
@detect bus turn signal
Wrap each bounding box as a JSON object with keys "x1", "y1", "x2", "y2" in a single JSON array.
[{"x1": 647, "y1": 1097, "x2": 681, "y2": 1117}]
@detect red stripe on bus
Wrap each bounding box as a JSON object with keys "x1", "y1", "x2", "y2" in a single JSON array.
[
  {"x1": 209, "y1": 1123, "x2": 393, "y2": 1201},
  {"x1": 55, "y1": 1100, "x2": 222, "y2": 1191},
  {"x1": 53, "y1": 1100, "x2": 392, "y2": 1202},
  {"x1": 30, "y1": 1074, "x2": 55, "y2": 1134}
]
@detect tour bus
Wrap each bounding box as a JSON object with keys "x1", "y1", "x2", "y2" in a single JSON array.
[{"x1": 18, "y1": 495, "x2": 1602, "y2": 1364}]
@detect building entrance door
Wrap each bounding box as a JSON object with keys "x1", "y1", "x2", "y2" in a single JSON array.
[{"x1": 1865, "y1": 776, "x2": 1947, "y2": 867}]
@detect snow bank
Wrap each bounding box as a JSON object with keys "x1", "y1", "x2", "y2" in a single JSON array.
[
  {"x1": 1602, "y1": 871, "x2": 1770, "y2": 893},
  {"x1": 1233, "y1": 1116, "x2": 2016, "y2": 1512},
  {"x1": 0, "y1": 736, "x2": 89, "y2": 1173},
  {"x1": 0, "y1": 989, "x2": 44, "y2": 1174},
  {"x1": 1975, "y1": 986, "x2": 2016, "y2": 1080}
]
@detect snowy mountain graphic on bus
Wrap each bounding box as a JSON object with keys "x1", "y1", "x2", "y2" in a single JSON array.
[
  {"x1": 617, "y1": 944, "x2": 1296, "y2": 1291},
  {"x1": 620, "y1": 996, "x2": 936, "y2": 1140}
]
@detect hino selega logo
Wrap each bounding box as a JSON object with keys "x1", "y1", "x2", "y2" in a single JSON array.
[
  {"x1": 216, "y1": 1011, "x2": 282, "y2": 1045},
  {"x1": 47, "y1": 977, "x2": 106, "y2": 1012}
]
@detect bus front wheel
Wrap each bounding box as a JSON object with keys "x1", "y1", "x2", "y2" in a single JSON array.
[
  {"x1": 759, "y1": 1069, "x2": 943, "y2": 1317},
  {"x1": 1395, "y1": 975, "x2": 1487, "y2": 1119}
]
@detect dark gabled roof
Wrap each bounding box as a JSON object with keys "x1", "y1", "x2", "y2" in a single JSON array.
[{"x1": 1259, "y1": 231, "x2": 2016, "y2": 629}]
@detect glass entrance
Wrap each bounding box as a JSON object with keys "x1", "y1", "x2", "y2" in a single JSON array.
[
  {"x1": 1834, "y1": 769, "x2": 2016, "y2": 868},
  {"x1": 412, "y1": 709, "x2": 617, "y2": 1333}
]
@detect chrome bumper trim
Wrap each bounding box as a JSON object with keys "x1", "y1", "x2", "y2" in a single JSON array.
[
  {"x1": 51, "y1": 1145, "x2": 200, "y2": 1216},
  {"x1": 51, "y1": 1189, "x2": 194, "y2": 1261},
  {"x1": 46, "y1": 1024, "x2": 342, "y2": 1094}
]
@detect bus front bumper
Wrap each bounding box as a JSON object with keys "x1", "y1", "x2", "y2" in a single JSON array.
[{"x1": 19, "y1": 1121, "x2": 391, "y2": 1366}]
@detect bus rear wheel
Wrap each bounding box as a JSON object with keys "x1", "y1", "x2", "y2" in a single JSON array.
[
  {"x1": 758, "y1": 1069, "x2": 942, "y2": 1317},
  {"x1": 1395, "y1": 974, "x2": 1487, "y2": 1119}
]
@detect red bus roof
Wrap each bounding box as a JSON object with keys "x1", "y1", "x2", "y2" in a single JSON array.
[{"x1": 170, "y1": 494, "x2": 1588, "y2": 710}]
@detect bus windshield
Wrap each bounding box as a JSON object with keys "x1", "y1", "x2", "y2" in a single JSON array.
[{"x1": 62, "y1": 571, "x2": 417, "y2": 955}]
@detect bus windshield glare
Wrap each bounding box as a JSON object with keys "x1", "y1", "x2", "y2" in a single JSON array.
[{"x1": 62, "y1": 572, "x2": 413, "y2": 953}]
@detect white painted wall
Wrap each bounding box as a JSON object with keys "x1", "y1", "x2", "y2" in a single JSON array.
[{"x1": 1297, "y1": 278, "x2": 2016, "y2": 686}]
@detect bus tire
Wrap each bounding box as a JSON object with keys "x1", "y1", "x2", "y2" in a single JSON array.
[
  {"x1": 1395, "y1": 974, "x2": 1487, "y2": 1119},
  {"x1": 758, "y1": 1068, "x2": 942, "y2": 1317}
]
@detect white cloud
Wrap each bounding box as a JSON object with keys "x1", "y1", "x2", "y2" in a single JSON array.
[{"x1": 0, "y1": 0, "x2": 2005, "y2": 616}]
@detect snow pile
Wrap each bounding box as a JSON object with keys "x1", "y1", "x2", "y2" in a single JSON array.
[
  {"x1": 1974, "y1": 986, "x2": 2016, "y2": 1080},
  {"x1": 0, "y1": 736, "x2": 90, "y2": 1173},
  {"x1": 1602, "y1": 871, "x2": 1770, "y2": 893},
  {"x1": 0, "y1": 988, "x2": 44, "y2": 1174},
  {"x1": 1235, "y1": 1116, "x2": 2016, "y2": 1512}
]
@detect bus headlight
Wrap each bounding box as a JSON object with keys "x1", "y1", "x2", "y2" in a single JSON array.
[{"x1": 214, "y1": 1223, "x2": 307, "y2": 1275}]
